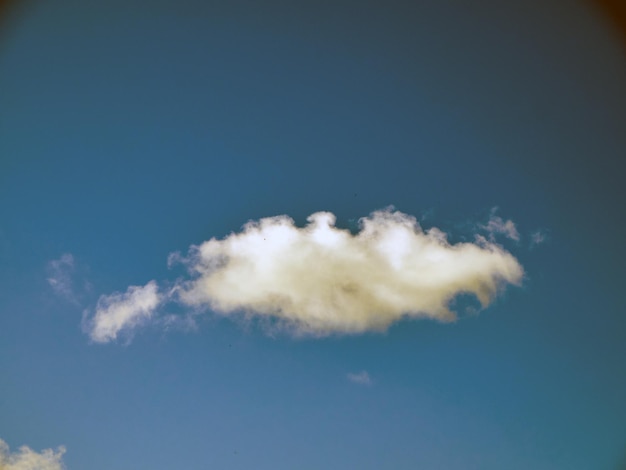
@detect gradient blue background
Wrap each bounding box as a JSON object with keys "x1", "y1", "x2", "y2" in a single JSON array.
[{"x1": 1, "y1": 0, "x2": 625, "y2": 468}]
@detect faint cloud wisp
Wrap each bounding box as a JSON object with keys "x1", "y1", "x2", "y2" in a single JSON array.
[
  {"x1": 47, "y1": 253, "x2": 77, "y2": 303},
  {"x1": 480, "y1": 209, "x2": 520, "y2": 242},
  {"x1": 347, "y1": 370, "x2": 372, "y2": 386},
  {"x1": 530, "y1": 229, "x2": 548, "y2": 247}
]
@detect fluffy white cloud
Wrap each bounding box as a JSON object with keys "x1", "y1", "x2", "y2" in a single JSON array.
[
  {"x1": 0, "y1": 439, "x2": 66, "y2": 470},
  {"x1": 85, "y1": 280, "x2": 161, "y2": 343},
  {"x1": 175, "y1": 208, "x2": 523, "y2": 336},
  {"x1": 347, "y1": 370, "x2": 372, "y2": 385},
  {"x1": 47, "y1": 253, "x2": 77, "y2": 303}
]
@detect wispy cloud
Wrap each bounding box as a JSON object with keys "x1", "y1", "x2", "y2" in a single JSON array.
[
  {"x1": 85, "y1": 207, "x2": 524, "y2": 342},
  {"x1": 347, "y1": 370, "x2": 372, "y2": 385},
  {"x1": 530, "y1": 229, "x2": 548, "y2": 247},
  {"x1": 480, "y1": 209, "x2": 520, "y2": 242},
  {"x1": 84, "y1": 280, "x2": 161, "y2": 343},
  {"x1": 0, "y1": 438, "x2": 66, "y2": 470},
  {"x1": 47, "y1": 253, "x2": 77, "y2": 303}
]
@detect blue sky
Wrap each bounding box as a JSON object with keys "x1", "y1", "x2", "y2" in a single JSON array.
[{"x1": 1, "y1": 0, "x2": 625, "y2": 468}]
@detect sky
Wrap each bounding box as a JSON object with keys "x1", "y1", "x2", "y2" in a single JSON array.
[{"x1": 0, "y1": 0, "x2": 625, "y2": 469}]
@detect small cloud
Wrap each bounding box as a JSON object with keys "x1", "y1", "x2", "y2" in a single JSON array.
[
  {"x1": 481, "y1": 209, "x2": 520, "y2": 242},
  {"x1": 530, "y1": 229, "x2": 548, "y2": 247},
  {"x1": 84, "y1": 280, "x2": 162, "y2": 343},
  {"x1": 347, "y1": 370, "x2": 372, "y2": 385},
  {"x1": 47, "y1": 253, "x2": 77, "y2": 303},
  {"x1": 0, "y1": 438, "x2": 66, "y2": 470},
  {"x1": 47, "y1": 253, "x2": 92, "y2": 306}
]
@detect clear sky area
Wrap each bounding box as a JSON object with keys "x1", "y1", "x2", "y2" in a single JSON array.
[{"x1": 1, "y1": 0, "x2": 625, "y2": 469}]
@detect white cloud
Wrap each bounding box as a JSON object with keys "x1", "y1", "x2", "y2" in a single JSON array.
[
  {"x1": 85, "y1": 280, "x2": 161, "y2": 343},
  {"x1": 0, "y1": 439, "x2": 66, "y2": 470},
  {"x1": 347, "y1": 370, "x2": 372, "y2": 385},
  {"x1": 480, "y1": 210, "x2": 520, "y2": 242},
  {"x1": 85, "y1": 208, "x2": 525, "y2": 343},
  {"x1": 47, "y1": 253, "x2": 77, "y2": 303},
  {"x1": 174, "y1": 208, "x2": 523, "y2": 336}
]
